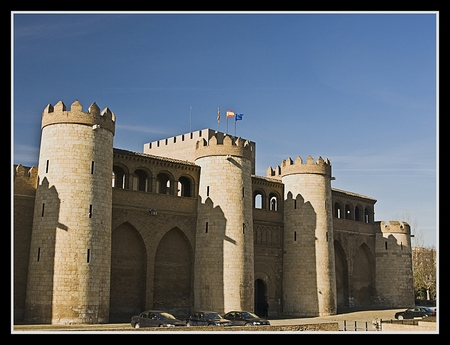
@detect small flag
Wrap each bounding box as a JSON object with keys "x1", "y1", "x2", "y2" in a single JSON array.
[
  {"x1": 226, "y1": 110, "x2": 235, "y2": 118},
  {"x1": 217, "y1": 107, "x2": 221, "y2": 122},
  {"x1": 235, "y1": 113, "x2": 243, "y2": 121}
]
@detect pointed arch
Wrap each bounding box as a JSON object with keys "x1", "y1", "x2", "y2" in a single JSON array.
[
  {"x1": 153, "y1": 228, "x2": 193, "y2": 316},
  {"x1": 110, "y1": 222, "x2": 146, "y2": 322},
  {"x1": 334, "y1": 240, "x2": 349, "y2": 308},
  {"x1": 353, "y1": 243, "x2": 375, "y2": 306}
]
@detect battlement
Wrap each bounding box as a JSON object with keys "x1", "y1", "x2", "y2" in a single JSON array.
[
  {"x1": 266, "y1": 155, "x2": 332, "y2": 178},
  {"x1": 194, "y1": 133, "x2": 254, "y2": 162},
  {"x1": 42, "y1": 100, "x2": 116, "y2": 134},
  {"x1": 13, "y1": 164, "x2": 38, "y2": 195},
  {"x1": 380, "y1": 220, "x2": 411, "y2": 234}
]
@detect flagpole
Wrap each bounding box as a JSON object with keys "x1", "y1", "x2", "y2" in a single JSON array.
[
  {"x1": 190, "y1": 106, "x2": 192, "y2": 133},
  {"x1": 234, "y1": 117, "x2": 236, "y2": 137}
]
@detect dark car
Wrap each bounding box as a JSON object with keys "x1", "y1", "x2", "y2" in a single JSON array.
[
  {"x1": 186, "y1": 311, "x2": 233, "y2": 327},
  {"x1": 394, "y1": 306, "x2": 436, "y2": 320},
  {"x1": 131, "y1": 310, "x2": 187, "y2": 328},
  {"x1": 223, "y1": 311, "x2": 270, "y2": 326}
]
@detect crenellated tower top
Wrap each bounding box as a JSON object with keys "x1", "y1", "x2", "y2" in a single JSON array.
[
  {"x1": 266, "y1": 155, "x2": 332, "y2": 179},
  {"x1": 42, "y1": 100, "x2": 116, "y2": 134},
  {"x1": 380, "y1": 220, "x2": 411, "y2": 235},
  {"x1": 194, "y1": 133, "x2": 254, "y2": 162}
]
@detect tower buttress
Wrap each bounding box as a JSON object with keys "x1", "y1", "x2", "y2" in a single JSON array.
[
  {"x1": 278, "y1": 156, "x2": 337, "y2": 316},
  {"x1": 25, "y1": 100, "x2": 115, "y2": 324},
  {"x1": 193, "y1": 135, "x2": 254, "y2": 313}
]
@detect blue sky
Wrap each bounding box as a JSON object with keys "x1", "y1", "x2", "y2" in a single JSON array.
[{"x1": 12, "y1": 11, "x2": 438, "y2": 248}]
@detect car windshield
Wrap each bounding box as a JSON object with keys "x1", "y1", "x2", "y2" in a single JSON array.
[
  {"x1": 241, "y1": 312, "x2": 258, "y2": 318},
  {"x1": 159, "y1": 312, "x2": 177, "y2": 320},
  {"x1": 205, "y1": 313, "x2": 222, "y2": 319}
]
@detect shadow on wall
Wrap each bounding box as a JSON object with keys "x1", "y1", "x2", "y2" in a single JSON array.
[{"x1": 24, "y1": 177, "x2": 64, "y2": 324}]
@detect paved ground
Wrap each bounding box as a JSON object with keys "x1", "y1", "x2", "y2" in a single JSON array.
[{"x1": 12, "y1": 308, "x2": 412, "y2": 333}]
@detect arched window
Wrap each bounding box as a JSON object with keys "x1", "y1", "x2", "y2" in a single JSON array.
[
  {"x1": 345, "y1": 204, "x2": 353, "y2": 220},
  {"x1": 355, "y1": 205, "x2": 362, "y2": 221},
  {"x1": 112, "y1": 166, "x2": 126, "y2": 189},
  {"x1": 156, "y1": 173, "x2": 171, "y2": 194},
  {"x1": 178, "y1": 176, "x2": 192, "y2": 197},
  {"x1": 269, "y1": 193, "x2": 278, "y2": 211},
  {"x1": 334, "y1": 202, "x2": 343, "y2": 218},
  {"x1": 364, "y1": 207, "x2": 372, "y2": 223},
  {"x1": 253, "y1": 191, "x2": 264, "y2": 209},
  {"x1": 134, "y1": 169, "x2": 149, "y2": 192}
]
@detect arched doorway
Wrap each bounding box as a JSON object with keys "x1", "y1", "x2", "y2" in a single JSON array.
[
  {"x1": 109, "y1": 223, "x2": 146, "y2": 322},
  {"x1": 254, "y1": 279, "x2": 268, "y2": 316}
]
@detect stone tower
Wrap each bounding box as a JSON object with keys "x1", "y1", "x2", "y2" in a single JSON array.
[
  {"x1": 193, "y1": 134, "x2": 255, "y2": 313},
  {"x1": 272, "y1": 156, "x2": 337, "y2": 316},
  {"x1": 375, "y1": 221, "x2": 415, "y2": 306},
  {"x1": 24, "y1": 100, "x2": 116, "y2": 324}
]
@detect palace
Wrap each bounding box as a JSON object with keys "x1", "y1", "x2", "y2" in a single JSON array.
[{"x1": 13, "y1": 100, "x2": 414, "y2": 324}]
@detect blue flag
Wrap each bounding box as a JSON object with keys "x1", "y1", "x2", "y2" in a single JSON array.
[{"x1": 235, "y1": 113, "x2": 243, "y2": 121}]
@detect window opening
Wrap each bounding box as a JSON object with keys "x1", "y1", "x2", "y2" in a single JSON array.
[
  {"x1": 45, "y1": 160, "x2": 49, "y2": 173},
  {"x1": 87, "y1": 249, "x2": 91, "y2": 263},
  {"x1": 37, "y1": 247, "x2": 41, "y2": 262},
  {"x1": 91, "y1": 161, "x2": 95, "y2": 174},
  {"x1": 294, "y1": 231, "x2": 297, "y2": 242},
  {"x1": 41, "y1": 203, "x2": 45, "y2": 217},
  {"x1": 89, "y1": 205, "x2": 93, "y2": 218},
  {"x1": 206, "y1": 186, "x2": 210, "y2": 197},
  {"x1": 206, "y1": 222, "x2": 209, "y2": 233}
]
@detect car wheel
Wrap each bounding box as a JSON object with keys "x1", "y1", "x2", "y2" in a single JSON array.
[
  {"x1": 398, "y1": 315, "x2": 404, "y2": 320},
  {"x1": 134, "y1": 323, "x2": 140, "y2": 329}
]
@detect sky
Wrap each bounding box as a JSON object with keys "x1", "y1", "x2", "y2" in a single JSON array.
[{"x1": 12, "y1": 11, "x2": 438, "y2": 248}]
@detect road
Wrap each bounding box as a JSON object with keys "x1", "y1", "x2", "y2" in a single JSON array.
[{"x1": 13, "y1": 308, "x2": 408, "y2": 333}]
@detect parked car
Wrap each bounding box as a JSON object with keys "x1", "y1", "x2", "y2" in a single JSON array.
[
  {"x1": 223, "y1": 311, "x2": 270, "y2": 326},
  {"x1": 186, "y1": 311, "x2": 233, "y2": 326},
  {"x1": 131, "y1": 310, "x2": 187, "y2": 328},
  {"x1": 394, "y1": 306, "x2": 436, "y2": 320}
]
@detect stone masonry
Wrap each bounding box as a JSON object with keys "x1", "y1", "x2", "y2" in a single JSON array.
[{"x1": 13, "y1": 100, "x2": 415, "y2": 324}]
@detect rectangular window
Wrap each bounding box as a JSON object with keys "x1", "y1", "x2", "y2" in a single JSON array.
[
  {"x1": 89, "y1": 205, "x2": 93, "y2": 218},
  {"x1": 205, "y1": 222, "x2": 209, "y2": 233},
  {"x1": 41, "y1": 203, "x2": 45, "y2": 217},
  {"x1": 242, "y1": 187, "x2": 245, "y2": 198},
  {"x1": 385, "y1": 241, "x2": 388, "y2": 250},
  {"x1": 294, "y1": 231, "x2": 297, "y2": 242},
  {"x1": 91, "y1": 161, "x2": 95, "y2": 174},
  {"x1": 87, "y1": 249, "x2": 91, "y2": 263},
  {"x1": 206, "y1": 186, "x2": 210, "y2": 197},
  {"x1": 294, "y1": 200, "x2": 297, "y2": 209},
  {"x1": 45, "y1": 160, "x2": 49, "y2": 173},
  {"x1": 37, "y1": 247, "x2": 41, "y2": 262},
  {"x1": 326, "y1": 232, "x2": 329, "y2": 242},
  {"x1": 243, "y1": 223, "x2": 245, "y2": 234}
]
